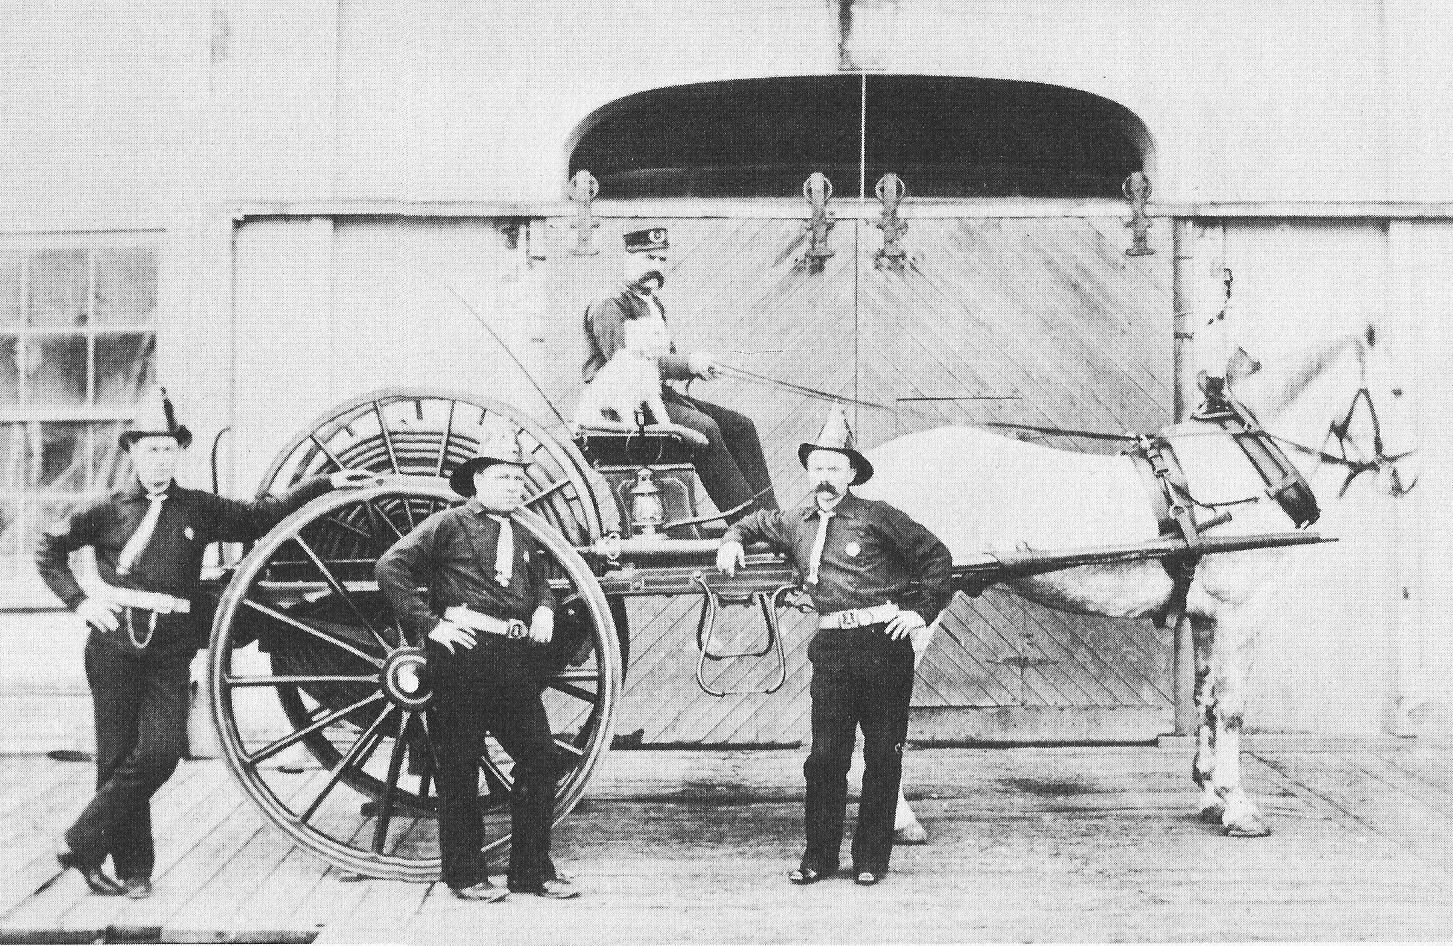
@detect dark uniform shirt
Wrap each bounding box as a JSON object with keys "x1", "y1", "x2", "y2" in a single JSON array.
[
  {"x1": 35, "y1": 476, "x2": 333, "y2": 652},
  {"x1": 725, "y1": 492, "x2": 954, "y2": 625},
  {"x1": 582, "y1": 287, "x2": 693, "y2": 385},
  {"x1": 374, "y1": 501, "x2": 556, "y2": 640}
]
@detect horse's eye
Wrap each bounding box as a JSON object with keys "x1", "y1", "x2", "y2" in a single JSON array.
[{"x1": 1392, "y1": 388, "x2": 1404, "y2": 398}]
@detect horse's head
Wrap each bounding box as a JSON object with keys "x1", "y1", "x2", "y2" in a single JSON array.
[{"x1": 1226, "y1": 322, "x2": 1417, "y2": 498}]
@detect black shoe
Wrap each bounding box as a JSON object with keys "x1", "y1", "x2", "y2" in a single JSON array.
[
  {"x1": 853, "y1": 869, "x2": 885, "y2": 886},
  {"x1": 509, "y1": 878, "x2": 579, "y2": 899},
  {"x1": 788, "y1": 864, "x2": 834, "y2": 885},
  {"x1": 121, "y1": 877, "x2": 153, "y2": 900},
  {"x1": 449, "y1": 880, "x2": 509, "y2": 902},
  {"x1": 56, "y1": 848, "x2": 123, "y2": 896}
]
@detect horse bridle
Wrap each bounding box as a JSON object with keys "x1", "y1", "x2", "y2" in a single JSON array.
[
  {"x1": 1271, "y1": 383, "x2": 1417, "y2": 498},
  {"x1": 1322, "y1": 384, "x2": 1416, "y2": 497}
]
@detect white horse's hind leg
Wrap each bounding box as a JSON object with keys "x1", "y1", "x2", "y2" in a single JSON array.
[
  {"x1": 1189, "y1": 617, "x2": 1223, "y2": 822},
  {"x1": 893, "y1": 788, "x2": 927, "y2": 844}
]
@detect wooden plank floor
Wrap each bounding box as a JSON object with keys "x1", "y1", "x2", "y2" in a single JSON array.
[{"x1": 2, "y1": 740, "x2": 1452, "y2": 943}]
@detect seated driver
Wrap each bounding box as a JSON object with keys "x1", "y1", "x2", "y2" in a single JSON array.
[{"x1": 580, "y1": 227, "x2": 778, "y2": 523}]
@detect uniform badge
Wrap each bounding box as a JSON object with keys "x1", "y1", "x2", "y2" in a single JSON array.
[
  {"x1": 844, "y1": 541, "x2": 861, "y2": 558},
  {"x1": 184, "y1": 526, "x2": 195, "y2": 541}
]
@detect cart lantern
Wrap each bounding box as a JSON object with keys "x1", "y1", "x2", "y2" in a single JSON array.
[{"x1": 629, "y1": 467, "x2": 666, "y2": 536}]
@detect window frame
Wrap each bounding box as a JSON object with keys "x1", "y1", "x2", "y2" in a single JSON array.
[{"x1": 1, "y1": 231, "x2": 162, "y2": 609}]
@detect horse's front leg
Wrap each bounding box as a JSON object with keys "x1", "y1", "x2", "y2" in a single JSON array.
[
  {"x1": 1190, "y1": 616, "x2": 1222, "y2": 822},
  {"x1": 1211, "y1": 715, "x2": 1269, "y2": 836},
  {"x1": 1209, "y1": 620, "x2": 1272, "y2": 838}
]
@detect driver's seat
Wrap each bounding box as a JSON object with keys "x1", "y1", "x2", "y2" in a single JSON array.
[{"x1": 572, "y1": 423, "x2": 721, "y2": 538}]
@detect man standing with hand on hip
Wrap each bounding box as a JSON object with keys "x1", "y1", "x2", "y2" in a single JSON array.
[
  {"x1": 36, "y1": 386, "x2": 376, "y2": 899},
  {"x1": 375, "y1": 436, "x2": 577, "y2": 902},
  {"x1": 716, "y1": 408, "x2": 952, "y2": 887}
]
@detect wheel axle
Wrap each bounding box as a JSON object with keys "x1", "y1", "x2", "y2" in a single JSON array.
[{"x1": 383, "y1": 647, "x2": 431, "y2": 709}]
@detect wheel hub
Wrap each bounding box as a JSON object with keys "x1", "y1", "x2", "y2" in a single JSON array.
[{"x1": 383, "y1": 647, "x2": 431, "y2": 709}]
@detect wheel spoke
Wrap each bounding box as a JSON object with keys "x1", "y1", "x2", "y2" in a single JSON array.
[
  {"x1": 293, "y1": 535, "x2": 392, "y2": 652},
  {"x1": 224, "y1": 673, "x2": 380, "y2": 688},
  {"x1": 299, "y1": 705, "x2": 394, "y2": 822},
  {"x1": 365, "y1": 499, "x2": 407, "y2": 543},
  {"x1": 317, "y1": 514, "x2": 372, "y2": 541},
  {"x1": 373, "y1": 400, "x2": 402, "y2": 477},
  {"x1": 384, "y1": 620, "x2": 408, "y2": 648},
  {"x1": 435, "y1": 400, "x2": 457, "y2": 478},
  {"x1": 524, "y1": 479, "x2": 569, "y2": 507},
  {"x1": 245, "y1": 692, "x2": 385, "y2": 766},
  {"x1": 242, "y1": 599, "x2": 385, "y2": 668},
  {"x1": 553, "y1": 739, "x2": 585, "y2": 758},
  {"x1": 308, "y1": 434, "x2": 345, "y2": 472},
  {"x1": 371, "y1": 711, "x2": 411, "y2": 854},
  {"x1": 478, "y1": 747, "x2": 514, "y2": 794},
  {"x1": 547, "y1": 681, "x2": 597, "y2": 703}
]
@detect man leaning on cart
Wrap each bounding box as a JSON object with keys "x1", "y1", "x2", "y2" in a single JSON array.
[
  {"x1": 35, "y1": 386, "x2": 376, "y2": 899},
  {"x1": 717, "y1": 408, "x2": 953, "y2": 887}
]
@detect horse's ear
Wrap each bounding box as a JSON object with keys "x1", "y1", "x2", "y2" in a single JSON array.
[{"x1": 1226, "y1": 346, "x2": 1261, "y2": 382}]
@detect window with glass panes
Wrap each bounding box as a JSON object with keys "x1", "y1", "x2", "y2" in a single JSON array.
[{"x1": 0, "y1": 237, "x2": 158, "y2": 604}]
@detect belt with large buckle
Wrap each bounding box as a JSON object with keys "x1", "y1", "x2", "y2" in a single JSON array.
[
  {"x1": 443, "y1": 605, "x2": 528, "y2": 640},
  {"x1": 818, "y1": 603, "x2": 899, "y2": 630}
]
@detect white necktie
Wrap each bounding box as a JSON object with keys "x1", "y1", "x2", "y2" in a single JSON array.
[
  {"x1": 117, "y1": 491, "x2": 167, "y2": 577},
  {"x1": 491, "y1": 515, "x2": 513, "y2": 587},
  {"x1": 805, "y1": 509, "x2": 834, "y2": 586}
]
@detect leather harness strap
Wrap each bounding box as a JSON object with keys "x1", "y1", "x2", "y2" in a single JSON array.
[
  {"x1": 1198, "y1": 393, "x2": 1321, "y2": 527},
  {"x1": 1128, "y1": 436, "x2": 1202, "y2": 629}
]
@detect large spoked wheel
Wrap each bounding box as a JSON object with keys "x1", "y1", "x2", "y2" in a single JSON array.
[
  {"x1": 257, "y1": 388, "x2": 606, "y2": 546},
  {"x1": 209, "y1": 479, "x2": 621, "y2": 881}
]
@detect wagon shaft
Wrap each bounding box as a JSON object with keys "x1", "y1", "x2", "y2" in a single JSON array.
[{"x1": 951, "y1": 530, "x2": 1334, "y2": 595}]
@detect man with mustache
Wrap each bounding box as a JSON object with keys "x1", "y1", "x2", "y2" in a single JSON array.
[
  {"x1": 582, "y1": 227, "x2": 778, "y2": 521},
  {"x1": 716, "y1": 409, "x2": 952, "y2": 887}
]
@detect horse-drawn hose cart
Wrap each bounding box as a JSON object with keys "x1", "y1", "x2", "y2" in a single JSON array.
[{"x1": 203, "y1": 389, "x2": 1329, "y2": 881}]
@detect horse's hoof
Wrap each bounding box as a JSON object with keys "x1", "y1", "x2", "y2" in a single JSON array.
[
  {"x1": 894, "y1": 823, "x2": 928, "y2": 845},
  {"x1": 1198, "y1": 804, "x2": 1226, "y2": 824},
  {"x1": 1224, "y1": 820, "x2": 1272, "y2": 838}
]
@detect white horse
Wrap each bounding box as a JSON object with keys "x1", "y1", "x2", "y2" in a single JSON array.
[{"x1": 859, "y1": 322, "x2": 1414, "y2": 839}]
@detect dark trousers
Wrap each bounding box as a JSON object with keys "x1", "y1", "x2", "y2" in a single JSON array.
[
  {"x1": 663, "y1": 390, "x2": 779, "y2": 520},
  {"x1": 67, "y1": 634, "x2": 192, "y2": 880},
  {"x1": 430, "y1": 642, "x2": 562, "y2": 890},
  {"x1": 802, "y1": 626, "x2": 915, "y2": 874}
]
